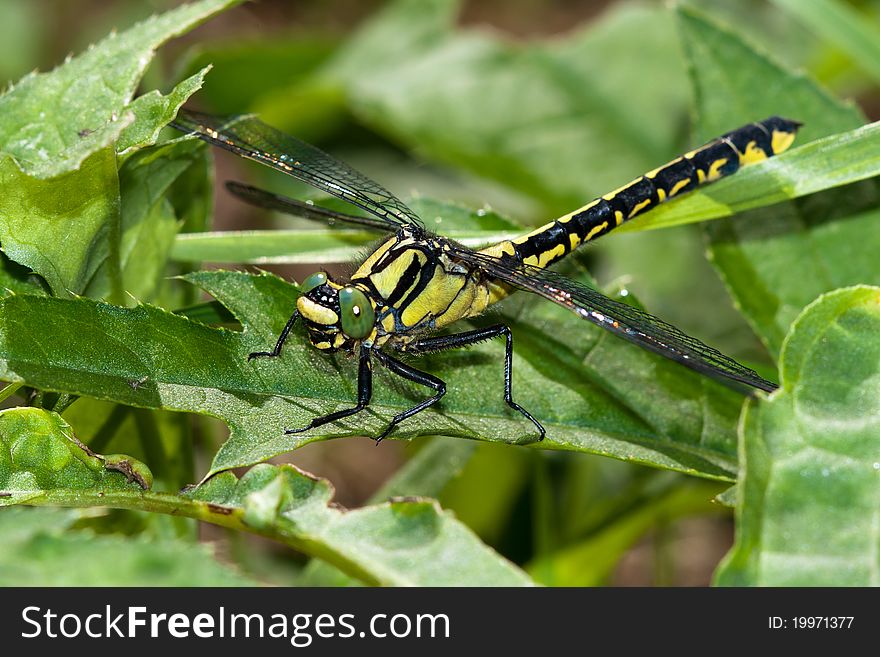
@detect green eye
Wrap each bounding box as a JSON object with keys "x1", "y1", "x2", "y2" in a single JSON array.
[
  {"x1": 339, "y1": 287, "x2": 375, "y2": 339},
  {"x1": 301, "y1": 271, "x2": 328, "y2": 293}
]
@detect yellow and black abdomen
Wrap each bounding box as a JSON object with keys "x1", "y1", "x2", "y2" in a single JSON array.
[{"x1": 488, "y1": 116, "x2": 801, "y2": 271}]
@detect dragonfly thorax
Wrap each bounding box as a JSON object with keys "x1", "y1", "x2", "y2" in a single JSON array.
[{"x1": 297, "y1": 271, "x2": 377, "y2": 352}]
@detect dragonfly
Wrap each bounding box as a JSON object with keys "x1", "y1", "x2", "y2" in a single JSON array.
[{"x1": 172, "y1": 110, "x2": 800, "y2": 442}]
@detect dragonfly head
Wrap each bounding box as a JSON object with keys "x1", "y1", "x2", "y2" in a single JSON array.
[{"x1": 297, "y1": 271, "x2": 376, "y2": 351}]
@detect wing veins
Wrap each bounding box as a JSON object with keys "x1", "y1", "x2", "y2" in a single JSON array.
[
  {"x1": 171, "y1": 110, "x2": 422, "y2": 230},
  {"x1": 449, "y1": 247, "x2": 778, "y2": 392},
  {"x1": 225, "y1": 181, "x2": 392, "y2": 231}
]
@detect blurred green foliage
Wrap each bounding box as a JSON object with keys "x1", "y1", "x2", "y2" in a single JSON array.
[{"x1": 0, "y1": 0, "x2": 879, "y2": 586}]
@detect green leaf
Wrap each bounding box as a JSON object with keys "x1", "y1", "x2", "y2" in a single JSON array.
[
  {"x1": 327, "y1": 0, "x2": 457, "y2": 82},
  {"x1": 171, "y1": 195, "x2": 520, "y2": 264},
  {"x1": 370, "y1": 436, "x2": 477, "y2": 502},
  {"x1": 770, "y1": 0, "x2": 880, "y2": 85},
  {"x1": 0, "y1": 0, "x2": 239, "y2": 178},
  {"x1": 0, "y1": 251, "x2": 47, "y2": 297},
  {"x1": 177, "y1": 37, "x2": 342, "y2": 135},
  {"x1": 2, "y1": 420, "x2": 532, "y2": 585},
  {"x1": 116, "y1": 67, "x2": 212, "y2": 154},
  {"x1": 62, "y1": 398, "x2": 195, "y2": 494},
  {"x1": 437, "y1": 442, "x2": 533, "y2": 544},
  {"x1": 0, "y1": 407, "x2": 151, "y2": 501},
  {"x1": 527, "y1": 478, "x2": 724, "y2": 586},
  {"x1": 172, "y1": 228, "x2": 388, "y2": 265},
  {"x1": 86, "y1": 137, "x2": 208, "y2": 301},
  {"x1": 174, "y1": 299, "x2": 234, "y2": 325},
  {"x1": 715, "y1": 286, "x2": 880, "y2": 586},
  {"x1": 0, "y1": 507, "x2": 256, "y2": 586},
  {"x1": 0, "y1": 0, "x2": 237, "y2": 298},
  {"x1": 190, "y1": 464, "x2": 534, "y2": 586},
  {"x1": 0, "y1": 148, "x2": 120, "y2": 296},
  {"x1": 0, "y1": 407, "x2": 529, "y2": 585},
  {"x1": 714, "y1": 484, "x2": 737, "y2": 508},
  {"x1": 326, "y1": 0, "x2": 688, "y2": 213},
  {"x1": 299, "y1": 435, "x2": 479, "y2": 586},
  {"x1": 676, "y1": 4, "x2": 877, "y2": 357},
  {"x1": 0, "y1": 265, "x2": 743, "y2": 480},
  {"x1": 677, "y1": 5, "x2": 863, "y2": 145}
]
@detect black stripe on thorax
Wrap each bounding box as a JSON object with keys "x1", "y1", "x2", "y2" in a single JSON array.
[
  {"x1": 383, "y1": 251, "x2": 426, "y2": 307},
  {"x1": 368, "y1": 239, "x2": 438, "y2": 274},
  {"x1": 398, "y1": 255, "x2": 451, "y2": 317}
]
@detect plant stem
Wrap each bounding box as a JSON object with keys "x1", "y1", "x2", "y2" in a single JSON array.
[
  {"x1": 9, "y1": 490, "x2": 380, "y2": 586},
  {"x1": 0, "y1": 382, "x2": 23, "y2": 405}
]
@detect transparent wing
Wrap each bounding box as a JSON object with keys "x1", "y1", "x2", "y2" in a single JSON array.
[
  {"x1": 449, "y1": 247, "x2": 778, "y2": 392},
  {"x1": 225, "y1": 181, "x2": 393, "y2": 231},
  {"x1": 171, "y1": 110, "x2": 423, "y2": 230}
]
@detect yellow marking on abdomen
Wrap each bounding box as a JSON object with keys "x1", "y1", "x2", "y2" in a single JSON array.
[
  {"x1": 586, "y1": 221, "x2": 608, "y2": 241},
  {"x1": 479, "y1": 241, "x2": 517, "y2": 259},
  {"x1": 629, "y1": 198, "x2": 652, "y2": 218},
  {"x1": 669, "y1": 178, "x2": 691, "y2": 196},
  {"x1": 523, "y1": 243, "x2": 566, "y2": 269},
  {"x1": 740, "y1": 141, "x2": 768, "y2": 165},
  {"x1": 707, "y1": 158, "x2": 728, "y2": 181},
  {"x1": 771, "y1": 129, "x2": 795, "y2": 154}
]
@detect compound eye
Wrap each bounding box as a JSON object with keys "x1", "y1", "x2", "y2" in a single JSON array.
[
  {"x1": 301, "y1": 271, "x2": 328, "y2": 294},
  {"x1": 339, "y1": 287, "x2": 375, "y2": 339}
]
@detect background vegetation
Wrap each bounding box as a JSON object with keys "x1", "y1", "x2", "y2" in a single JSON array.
[{"x1": 1, "y1": 0, "x2": 879, "y2": 586}]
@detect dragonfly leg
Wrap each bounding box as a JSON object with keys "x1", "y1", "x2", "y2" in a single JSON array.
[
  {"x1": 410, "y1": 325, "x2": 545, "y2": 442},
  {"x1": 248, "y1": 310, "x2": 299, "y2": 360},
  {"x1": 285, "y1": 345, "x2": 372, "y2": 434},
  {"x1": 372, "y1": 350, "x2": 446, "y2": 444}
]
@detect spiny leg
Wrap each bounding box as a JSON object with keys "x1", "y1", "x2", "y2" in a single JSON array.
[
  {"x1": 248, "y1": 310, "x2": 300, "y2": 361},
  {"x1": 285, "y1": 345, "x2": 373, "y2": 435},
  {"x1": 372, "y1": 350, "x2": 446, "y2": 443},
  {"x1": 410, "y1": 324, "x2": 545, "y2": 442}
]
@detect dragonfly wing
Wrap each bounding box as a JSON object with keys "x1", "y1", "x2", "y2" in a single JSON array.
[
  {"x1": 449, "y1": 247, "x2": 778, "y2": 393},
  {"x1": 225, "y1": 181, "x2": 393, "y2": 231},
  {"x1": 171, "y1": 110, "x2": 423, "y2": 230}
]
